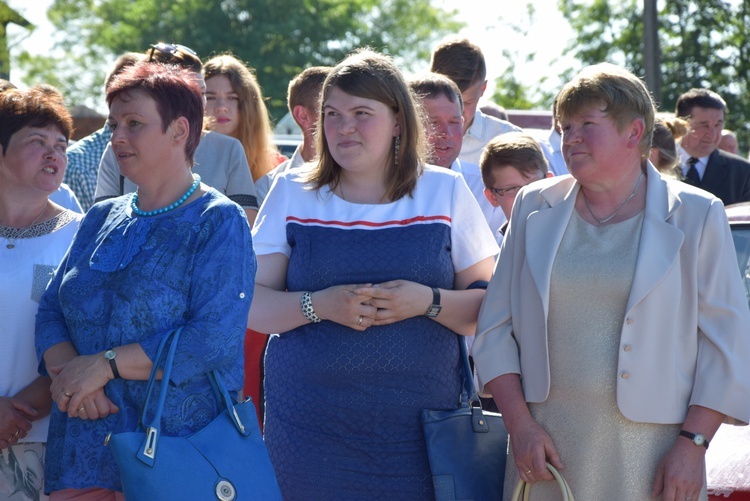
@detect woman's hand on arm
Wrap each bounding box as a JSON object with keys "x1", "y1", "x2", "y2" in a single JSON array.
[
  {"x1": 247, "y1": 253, "x2": 377, "y2": 333},
  {"x1": 651, "y1": 405, "x2": 725, "y2": 501},
  {"x1": 486, "y1": 373, "x2": 563, "y2": 484},
  {"x1": 49, "y1": 343, "x2": 153, "y2": 418}
]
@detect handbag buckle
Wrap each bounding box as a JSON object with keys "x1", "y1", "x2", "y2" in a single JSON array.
[{"x1": 143, "y1": 426, "x2": 159, "y2": 459}]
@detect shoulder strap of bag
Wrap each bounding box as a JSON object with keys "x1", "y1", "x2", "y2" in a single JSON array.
[
  {"x1": 457, "y1": 334, "x2": 482, "y2": 406},
  {"x1": 136, "y1": 326, "x2": 183, "y2": 466},
  {"x1": 206, "y1": 370, "x2": 251, "y2": 437}
]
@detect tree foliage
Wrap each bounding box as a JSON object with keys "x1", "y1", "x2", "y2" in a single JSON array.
[
  {"x1": 558, "y1": 0, "x2": 750, "y2": 150},
  {"x1": 21, "y1": 0, "x2": 462, "y2": 120},
  {"x1": 489, "y1": 3, "x2": 559, "y2": 111}
]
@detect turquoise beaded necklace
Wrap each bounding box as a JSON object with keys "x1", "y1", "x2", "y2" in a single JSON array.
[{"x1": 131, "y1": 174, "x2": 201, "y2": 217}]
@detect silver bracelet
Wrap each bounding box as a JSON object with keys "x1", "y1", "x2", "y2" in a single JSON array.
[{"x1": 300, "y1": 291, "x2": 322, "y2": 323}]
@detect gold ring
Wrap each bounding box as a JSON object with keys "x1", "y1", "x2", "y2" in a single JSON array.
[
  {"x1": 357, "y1": 315, "x2": 363, "y2": 326},
  {"x1": 525, "y1": 470, "x2": 532, "y2": 475},
  {"x1": 78, "y1": 407, "x2": 85, "y2": 412}
]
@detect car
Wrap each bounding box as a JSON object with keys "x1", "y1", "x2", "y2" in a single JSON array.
[
  {"x1": 726, "y1": 201, "x2": 750, "y2": 307},
  {"x1": 706, "y1": 202, "x2": 750, "y2": 501},
  {"x1": 273, "y1": 134, "x2": 303, "y2": 158}
]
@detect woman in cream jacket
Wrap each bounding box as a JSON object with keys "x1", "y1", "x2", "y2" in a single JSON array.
[{"x1": 473, "y1": 64, "x2": 750, "y2": 501}]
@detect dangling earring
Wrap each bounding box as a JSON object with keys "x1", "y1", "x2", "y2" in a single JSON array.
[{"x1": 394, "y1": 135, "x2": 401, "y2": 166}]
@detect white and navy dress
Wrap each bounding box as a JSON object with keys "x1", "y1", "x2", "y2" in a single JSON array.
[{"x1": 252, "y1": 166, "x2": 498, "y2": 500}]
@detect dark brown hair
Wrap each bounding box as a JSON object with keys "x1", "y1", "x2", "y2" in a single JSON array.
[
  {"x1": 0, "y1": 87, "x2": 74, "y2": 154},
  {"x1": 430, "y1": 38, "x2": 487, "y2": 91},
  {"x1": 106, "y1": 62, "x2": 203, "y2": 164},
  {"x1": 480, "y1": 132, "x2": 548, "y2": 188}
]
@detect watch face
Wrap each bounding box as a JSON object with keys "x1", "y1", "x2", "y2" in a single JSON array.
[
  {"x1": 693, "y1": 434, "x2": 705, "y2": 446},
  {"x1": 105, "y1": 350, "x2": 116, "y2": 360},
  {"x1": 426, "y1": 304, "x2": 442, "y2": 318}
]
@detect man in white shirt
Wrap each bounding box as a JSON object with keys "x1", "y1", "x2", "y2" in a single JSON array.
[
  {"x1": 430, "y1": 38, "x2": 521, "y2": 165},
  {"x1": 409, "y1": 73, "x2": 505, "y2": 235}
]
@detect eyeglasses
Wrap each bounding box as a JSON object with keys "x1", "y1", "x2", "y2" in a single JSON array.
[
  {"x1": 488, "y1": 185, "x2": 523, "y2": 197},
  {"x1": 148, "y1": 43, "x2": 198, "y2": 63},
  {"x1": 489, "y1": 176, "x2": 544, "y2": 197}
]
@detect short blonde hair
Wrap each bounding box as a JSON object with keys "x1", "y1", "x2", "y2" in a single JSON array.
[{"x1": 557, "y1": 63, "x2": 655, "y2": 158}]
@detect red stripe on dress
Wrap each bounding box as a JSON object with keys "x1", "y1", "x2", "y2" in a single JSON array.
[{"x1": 285, "y1": 215, "x2": 451, "y2": 227}]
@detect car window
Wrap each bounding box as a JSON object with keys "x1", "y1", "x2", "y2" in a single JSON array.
[{"x1": 731, "y1": 225, "x2": 750, "y2": 307}]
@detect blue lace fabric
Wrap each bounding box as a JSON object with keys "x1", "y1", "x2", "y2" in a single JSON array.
[{"x1": 35, "y1": 189, "x2": 256, "y2": 493}]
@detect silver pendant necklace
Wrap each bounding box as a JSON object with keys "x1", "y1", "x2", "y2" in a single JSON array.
[
  {"x1": 3, "y1": 204, "x2": 48, "y2": 249},
  {"x1": 582, "y1": 172, "x2": 644, "y2": 225}
]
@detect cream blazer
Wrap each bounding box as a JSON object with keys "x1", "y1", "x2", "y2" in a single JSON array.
[{"x1": 473, "y1": 163, "x2": 750, "y2": 425}]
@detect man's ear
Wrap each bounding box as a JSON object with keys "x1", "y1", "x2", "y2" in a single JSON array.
[
  {"x1": 480, "y1": 80, "x2": 488, "y2": 97},
  {"x1": 292, "y1": 104, "x2": 314, "y2": 130},
  {"x1": 484, "y1": 187, "x2": 501, "y2": 207}
]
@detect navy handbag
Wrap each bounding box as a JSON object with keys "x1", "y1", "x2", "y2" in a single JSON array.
[
  {"x1": 421, "y1": 335, "x2": 508, "y2": 501},
  {"x1": 107, "y1": 327, "x2": 281, "y2": 500}
]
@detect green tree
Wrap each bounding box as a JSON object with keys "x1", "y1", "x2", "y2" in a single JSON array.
[
  {"x1": 558, "y1": 0, "x2": 750, "y2": 150},
  {"x1": 489, "y1": 3, "x2": 557, "y2": 111},
  {"x1": 19, "y1": 0, "x2": 462, "y2": 120}
]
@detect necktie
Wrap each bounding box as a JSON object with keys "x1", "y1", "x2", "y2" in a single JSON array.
[{"x1": 685, "y1": 157, "x2": 701, "y2": 185}]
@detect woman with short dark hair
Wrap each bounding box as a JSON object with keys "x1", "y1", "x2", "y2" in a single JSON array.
[{"x1": 36, "y1": 62, "x2": 255, "y2": 500}]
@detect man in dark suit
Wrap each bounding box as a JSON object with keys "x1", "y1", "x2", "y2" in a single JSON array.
[{"x1": 676, "y1": 88, "x2": 750, "y2": 206}]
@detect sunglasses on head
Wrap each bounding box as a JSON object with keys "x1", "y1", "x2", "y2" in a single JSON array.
[{"x1": 148, "y1": 43, "x2": 198, "y2": 63}]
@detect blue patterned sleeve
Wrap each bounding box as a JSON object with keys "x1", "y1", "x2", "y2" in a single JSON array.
[
  {"x1": 34, "y1": 214, "x2": 94, "y2": 374},
  {"x1": 138, "y1": 200, "x2": 256, "y2": 388}
]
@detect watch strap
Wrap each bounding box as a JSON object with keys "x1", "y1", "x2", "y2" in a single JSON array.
[
  {"x1": 425, "y1": 287, "x2": 442, "y2": 317},
  {"x1": 678, "y1": 430, "x2": 709, "y2": 449},
  {"x1": 106, "y1": 349, "x2": 121, "y2": 379}
]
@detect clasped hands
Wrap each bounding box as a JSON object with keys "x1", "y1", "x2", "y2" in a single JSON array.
[
  {"x1": 0, "y1": 396, "x2": 36, "y2": 449},
  {"x1": 313, "y1": 280, "x2": 433, "y2": 331},
  {"x1": 49, "y1": 354, "x2": 120, "y2": 421}
]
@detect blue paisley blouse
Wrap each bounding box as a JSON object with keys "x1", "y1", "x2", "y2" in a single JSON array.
[{"x1": 35, "y1": 189, "x2": 256, "y2": 493}]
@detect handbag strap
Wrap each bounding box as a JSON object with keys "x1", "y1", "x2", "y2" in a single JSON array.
[
  {"x1": 457, "y1": 334, "x2": 479, "y2": 406},
  {"x1": 139, "y1": 326, "x2": 183, "y2": 430},
  {"x1": 135, "y1": 327, "x2": 250, "y2": 466},
  {"x1": 511, "y1": 463, "x2": 575, "y2": 501}
]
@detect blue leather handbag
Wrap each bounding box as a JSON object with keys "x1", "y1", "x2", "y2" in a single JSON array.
[
  {"x1": 421, "y1": 335, "x2": 508, "y2": 501},
  {"x1": 107, "y1": 327, "x2": 281, "y2": 500}
]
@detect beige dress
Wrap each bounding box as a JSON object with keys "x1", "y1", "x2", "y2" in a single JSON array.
[{"x1": 503, "y1": 210, "x2": 707, "y2": 500}]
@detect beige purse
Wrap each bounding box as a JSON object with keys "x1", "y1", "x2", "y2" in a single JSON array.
[{"x1": 511, "y1": 463, "x2": 575, "y2": 501}]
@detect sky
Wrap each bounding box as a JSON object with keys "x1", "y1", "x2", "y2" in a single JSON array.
[{"x1": 5, "y1": 0, "x2": 579, "y2": 108}]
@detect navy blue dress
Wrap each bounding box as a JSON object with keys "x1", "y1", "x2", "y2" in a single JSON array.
[{"x1": 254, "y1": 167, "x2": 499, "y2": 500}]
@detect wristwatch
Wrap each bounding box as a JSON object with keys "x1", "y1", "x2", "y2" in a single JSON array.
[
  {"x1": 425, "y1": 287, "x2": 442, "y2": 318},
  {"x1": 678, "y1": 430, "x2": 709, "y2": 449},
  {"x1": 104, "y1": 349, "x2": 122, "y2": 379}
]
